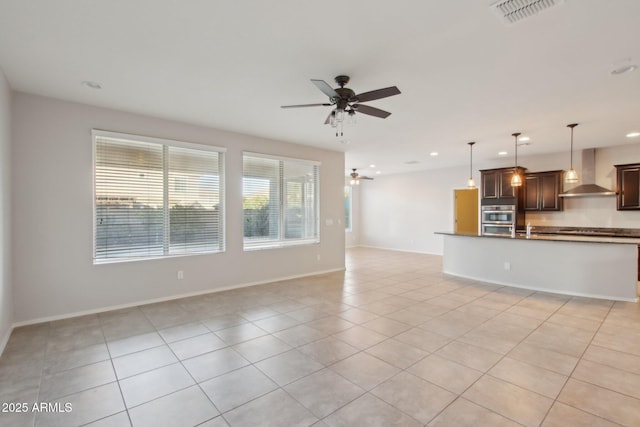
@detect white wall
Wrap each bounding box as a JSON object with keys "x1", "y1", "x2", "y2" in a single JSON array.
[
  {"x1": 11, "y1": 93, "x2": 345, "y2": 324},
  {"x1": 360, "y1": 166, "x2": 467, "y2": 254},
  {"x1": 0, "y1": 69, "x2": 12, "y2": 350},
  {"x1": 360, "y1": 144, "x2": 640, "y2": 254}
]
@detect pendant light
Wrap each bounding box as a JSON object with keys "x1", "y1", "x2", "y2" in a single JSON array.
[
  {"x1": 510, "y1": 132, "x2": 522, "y2": 187},
  {"x1": 466, "y1": 142, "x2": 476, "y2": 189},
  {"x1": 565, "y1": 123, "x2": 579, "y2": 183}
]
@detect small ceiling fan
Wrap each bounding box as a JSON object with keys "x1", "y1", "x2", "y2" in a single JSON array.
[
  {"x1": 349, "y1": 168, "x2": 373, "y2": 185},
  {"x1": 281, "y1": 75, "x2": 401, "y2": 136}
]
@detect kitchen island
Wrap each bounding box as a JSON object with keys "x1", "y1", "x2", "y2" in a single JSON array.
[{"x1": 437, "y1": 232, "x2": 639, "y2": 301}]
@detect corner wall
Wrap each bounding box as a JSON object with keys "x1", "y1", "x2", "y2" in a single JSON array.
[
  {"x1": 0, "y1": 69, "x2": 12, "y2": 351},
  {"x1": 11, "y1": 93, "x2": 345, "y2": 324}
]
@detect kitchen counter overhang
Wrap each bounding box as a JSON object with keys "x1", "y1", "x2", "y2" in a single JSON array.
[{"x1": 436, "y1": 232, "x2": 638, "y2": 302}]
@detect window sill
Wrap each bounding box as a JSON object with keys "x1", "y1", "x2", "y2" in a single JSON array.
[
  {"x1": 243, "y1": 239, "x2": 320, "y2": 251},
  {"x1": 93, "y1": 249, "x2": 224, "y2": 265}
]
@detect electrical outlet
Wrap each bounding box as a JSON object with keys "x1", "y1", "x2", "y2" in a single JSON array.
[
  {"x1": 316, "y1": 254, "x2": 321, "y2": 261},
  {"x1": 177, "y1": 270, "x2": 184, "y2": 280},
  {"x1": 504, "y1": 262, "x2": 511, "y2": 271}
]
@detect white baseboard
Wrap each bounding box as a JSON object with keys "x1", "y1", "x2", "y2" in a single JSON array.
[
  {"x1": 443, "y1": 270, "x2": 639, "y2": 303},
  {"x1": 11, "y1": 267, "x2": 346, "y2": 328},
  {"x1": 355, "y1": 244, "x2": 442, "y2": 256}
]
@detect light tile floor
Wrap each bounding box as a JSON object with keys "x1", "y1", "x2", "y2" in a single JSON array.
[{"x1": 1, "y1": 247, "x2": 639, "y2": 426}]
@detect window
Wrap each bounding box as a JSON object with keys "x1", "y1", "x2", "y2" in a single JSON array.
[
  {"x1": 243, "y1": 153, "x2": 319, "y2": 249},
  {"x1": 344, "y1": 185, "x2": 352, "y2": 232},
  {"x1": 93, "y1": 130, "x2": 225, "y2": 263}
]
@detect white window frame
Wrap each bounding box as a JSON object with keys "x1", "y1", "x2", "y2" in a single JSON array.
[
  {"x1": 92, "y1": 129, "x2": 226, "y2": 263},
  {"x1": 243, "y1": 152, "x2": 320, "y2": 250}
]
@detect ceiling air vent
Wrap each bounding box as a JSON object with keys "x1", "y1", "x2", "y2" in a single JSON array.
[{"x1": 490, "y1": 0, "x2": 565, "y2": 24}]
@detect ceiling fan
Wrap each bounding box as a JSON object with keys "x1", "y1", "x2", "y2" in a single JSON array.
[
  {"x1": 281, "y1": 75, "x2": 401, "y2": 136},
  {"x1": 349, "y1": 168, "x2": 373, "y2": 185}
]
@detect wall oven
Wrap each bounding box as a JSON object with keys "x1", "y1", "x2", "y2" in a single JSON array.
[{"x1": 481, "y1": 205, "x2": 516, "y2": 236}]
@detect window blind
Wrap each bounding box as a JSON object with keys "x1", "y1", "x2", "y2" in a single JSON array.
[
  {"x1": 94, "y1": 131, "x2": 224, "y2": 262},
  {"x1": 243, "y1": 153, "x2": 319, "y2": 249}
]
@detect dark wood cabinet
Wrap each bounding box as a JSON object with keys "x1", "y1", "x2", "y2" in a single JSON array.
[
  {"x1": 482, "y1": 170, "x2": 499, "y2": 199},
  {"x1": 481, "y1": 167, "x2": 526, "y2": 201},
  {"x1": 524, "y1": 170, "x2": 563, "y2": 211},
  {"x1": 616, "y1": 163, "x2": 640, "y2": 210}
]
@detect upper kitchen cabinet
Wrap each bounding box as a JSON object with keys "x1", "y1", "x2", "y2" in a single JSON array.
[
  {"x1": 615, "y1": 163, "x2": 640, "y2": 210},
  {"x1": 525, "y1": 170, "x2": 563, "y2": 211},
  {"x1": 481, "y1": 167, "x2": 526, "y2": 203}
]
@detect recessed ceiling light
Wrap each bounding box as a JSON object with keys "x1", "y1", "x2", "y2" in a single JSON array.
[
  {"x1": 626, "y1": 132, "x2": 640, "y2": 138},
  {"x1": 81, "y1": 80, "x2": 102, "y2": 90},
  {"x1": 498, "y1": 151, "x2": 508, "y2": 156},
  {"x1": 519, "y1": 136, "x2": 530, "y2": 142},
  {"x1": 375, "y1": 171, "x2": 381, "y2": 175},
  {"x1": 430, "y1": 152, "x2": 438, "y2": 157},
  {"x1": 369, "y1": 164, "x2": 376, "y2": 168}
]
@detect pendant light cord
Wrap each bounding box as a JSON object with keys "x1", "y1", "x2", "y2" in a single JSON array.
[
  {"x1": 468, "y1": 142, "x2": 474, "y2": 179},
  {"x1": 568, "y1": 123, "x2": 578, "y2": 169},
  {"x1": 512, "y1": 132, "x2": 520, "y2": 170}
]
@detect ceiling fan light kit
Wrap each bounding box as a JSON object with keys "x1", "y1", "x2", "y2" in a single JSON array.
[
  {"x1": 349, "y1": 168, "x2": 373, "y2": 185},
  {"x1": 282, "y1": 75, "x2": 400, "y2": 137}
]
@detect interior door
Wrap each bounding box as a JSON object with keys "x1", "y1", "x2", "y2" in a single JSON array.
[{"x1": 454, "y1": 188, "x2": 479, "y2": 235}]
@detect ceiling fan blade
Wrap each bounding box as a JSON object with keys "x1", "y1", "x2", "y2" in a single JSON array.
[
  {"x1": 311, "y1": 79, "x2": 339, "y2": 99},
  {"x1": 359, "y1": 176, "x2": 374, "y2": 180},
  {"x1": 352, "y1": 86, "x2": 401, "y2": 103},
  {"x1": 281, "y1": 103, "x2": 332, "y2": 108},
  {"x1": 324, "y1": 111, "x2": 333, "y2": 125},
  {"x1": 353, "y1": 104, "x2": 391, "y2": 119}
]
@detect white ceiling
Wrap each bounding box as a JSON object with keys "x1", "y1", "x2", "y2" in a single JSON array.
[{"x1": 1, "y1": 0, "x2": 639, "y2": 177}]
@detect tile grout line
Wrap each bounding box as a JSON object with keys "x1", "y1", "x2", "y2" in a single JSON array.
[
  {"x1": 412, "y1": 287, "x2": 567, "y2": 426},
  {"x1": 97, "y1": 319, "x2": 134, "y2": 427},
  {"x1": 538, "y1": 301, "x2": 628, "y2": 427}
]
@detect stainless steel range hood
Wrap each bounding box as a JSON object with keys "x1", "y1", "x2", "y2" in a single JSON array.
[{"x1": 559, "y1": 148, "x2": 616, "y2": 198}]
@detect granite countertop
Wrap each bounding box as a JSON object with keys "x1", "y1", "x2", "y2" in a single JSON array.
[
  {"x1": 526, "y1": 226, "x2": 640, "y2": 238},
  {"x1": 436, "y1": 231, "x2": 640, "y2": 245}
]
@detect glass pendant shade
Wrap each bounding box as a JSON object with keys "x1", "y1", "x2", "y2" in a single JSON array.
[
  {"x1": 467, "y1": 177, "x2": 476, "y2": 189},
  {"x1": 511, "y1": 172, "x2": 523, "y2": 187},
  {"x1": 510, "y1": 133, "x2": 522, "y2": 187},
  {"x1": 347, "y1": 110, "x2": 356, "y2": 125},
  {"x1": 565, "y1": 123, "x2": 579, "y2": 183},
  {"x1": 565, "y1": 168, "x2": 578, "y2": 183}
]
